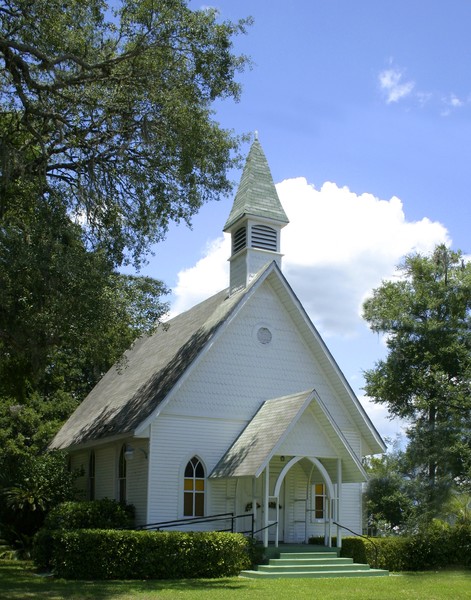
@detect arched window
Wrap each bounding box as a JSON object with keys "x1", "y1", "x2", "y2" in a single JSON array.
[
  {"x1": 88, "y1": 450, "x2": 95, "y2": 501},
  {"x1": 118, "y1": 445, "x2": 126, "y2": 503},
  {"x1": 184, "y1": 456, "x2": 205, "y2": 517}
]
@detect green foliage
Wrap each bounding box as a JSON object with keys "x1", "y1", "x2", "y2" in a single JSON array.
[
  {"x1": 363, "y1": 245, "x2": 471, "y2": 516},
  {"x1": 44, "y1": 499, "x2": 135, "y2": 531},
  {"x1": 364, "y1": 449, "x2": 415, "y2": 534},
  {"x1": 33, "y1": 529, "x2": 252, "y2": 579},
  {"x1": 441, "y1": 492, "x2": 471, "y2": 525},
  {"x1": 0, "y1": 388, "x2": 81, "y2": 552},
  {"x1": 0, "y1": 450, "x2": 77, "y2": 553},
  {"x1": 340, "y1": 523, "x2": 471, "y2": 571},
  {"x1": 34, "y1": 499, "x2": 135, "y2": 569},
  {"x1": 0, "y1": 198, "x2": 169, "y2": 401},
  {"x1": 338, "y1": 537, "x2": 369, "y2": 564},
  {"x1": 0, "y1": 0, "x2": 251, "y2": 267}
]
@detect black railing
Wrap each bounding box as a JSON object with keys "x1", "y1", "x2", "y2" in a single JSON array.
[
  {"x1": 333, "y1": 521, "x2": 380, "y2": 569},
  {"x1": 137, "y1": 512, "x2": 255, "y2": 536},
  {"x1": 253, "y1": 520, "x2": 278, "y2": 537}
]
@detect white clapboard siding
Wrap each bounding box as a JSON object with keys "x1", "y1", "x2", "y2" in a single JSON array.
[
  {"x1": 166, "y1": 284, "x2": 354, "y2": 432},
  {"x1": 278, "y1": 409, "x2": 337, "y2": 458},
  {"x1": 147, "y1": 415, "x2": 245, "y2": 526},
  {"x1": 126, "y1": 442, "x2": 149, "y2": 526},
  {"x1": 339, "y1": 483, "x2": 363, "y2": 534}
]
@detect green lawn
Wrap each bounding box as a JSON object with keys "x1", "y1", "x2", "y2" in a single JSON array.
[{"x1": 1, "y1": 561, "x2": 470, "y2": 600}]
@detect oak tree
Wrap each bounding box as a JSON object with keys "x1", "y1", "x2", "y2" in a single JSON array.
[
  {"x1": 363, "y1": 246, "x2": 471, "y2": 515},
  {"x1": 0, "y1": 0, "x2": 251, "y2": 266}
]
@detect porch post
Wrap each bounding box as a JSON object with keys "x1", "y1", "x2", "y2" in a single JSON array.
[
  {"x1": 263, "y1": 463, "x2": 269, "y2": 547},
  {"x1": 252, "y1": 477, "x2": 257, "y2": 536},
  {"x1": 337, "y1": 458, "x2": 342, "y2": 549}
]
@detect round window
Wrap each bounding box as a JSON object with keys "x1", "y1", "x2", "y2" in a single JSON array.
[{"x1": 257, "y1": 327, "x2": 272, "y2": 345}]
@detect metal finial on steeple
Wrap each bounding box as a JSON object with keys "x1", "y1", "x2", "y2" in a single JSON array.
[{"x1": 254, "y1": 130, "x2": 259, "y2": 140}]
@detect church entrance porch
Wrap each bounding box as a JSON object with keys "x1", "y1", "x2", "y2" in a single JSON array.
[{"x1": 233, "y1": 454, "x2": 344, "y2": 548}]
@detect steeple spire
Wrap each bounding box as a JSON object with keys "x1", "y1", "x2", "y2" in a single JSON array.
[{"x1": 224, "y1": 136, "x2": 289, "y2": 294}]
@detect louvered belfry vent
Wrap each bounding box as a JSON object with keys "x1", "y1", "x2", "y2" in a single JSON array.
[
  {"x1": 233, "y1": 226, "x2": 247, "y2": 254},
  {"x1": 251, "y1": 224, "x2": 277, "y2": 251}
]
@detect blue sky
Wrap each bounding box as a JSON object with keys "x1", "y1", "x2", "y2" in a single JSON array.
[{"x1": 131, "y1": 1, "x2": 471, "y2": 444}]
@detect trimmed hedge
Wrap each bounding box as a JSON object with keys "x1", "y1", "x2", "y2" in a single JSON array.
[
  {"x1": 44, "y1": 499, "x2": 135, "y2": 531},
  {"x1": 340, "y1": 536, "x2": 408, "y2": 571},
  {"x1": 337, "y1": 523, "x2": 471, "y2": 571},
  {"x1": 33, "y1": 529, "x2": 252, "y2": 579}
]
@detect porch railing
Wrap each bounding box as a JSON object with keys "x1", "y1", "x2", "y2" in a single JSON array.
[
  {"x1": 253, "y1": 520, "x2": 278, "y2": 538},
  {"x1": 333, "y1": 521, "x2": 380, "y2": 568},
  {"x1": 137, "y1": 512, "x2": 255, "y2": 536}
]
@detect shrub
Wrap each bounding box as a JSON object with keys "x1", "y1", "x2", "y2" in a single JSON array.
[
  {"x1": 403, "y1": 520, "x2": 452, "y2": 570},
  {"x1": 339, "y1": 537, "x2": 368, "y2": 564},
  {"x1": 33, "y1": 529, "x2": 252, "y2": 579},
  {"x1": 44, "y1": 498, "x2": 135, "y2": 530},
  {"x1": 450, "y1": 523, "x2": 471, "y2": 567},
  {"x1": 338, "y1": 522, "x2": 471, "y2": 571},
  {"x1": 34, "y1": 499, "x2": 135, "y2": 570}
]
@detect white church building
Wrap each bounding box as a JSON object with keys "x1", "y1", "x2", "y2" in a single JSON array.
[{"x1": 51, "y1": 138, "x2": 385, "y2": 548}]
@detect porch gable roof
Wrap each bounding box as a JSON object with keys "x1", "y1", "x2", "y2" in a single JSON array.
[{"x1": 209, "y1": 388, "x2": 367, "y2": 482}]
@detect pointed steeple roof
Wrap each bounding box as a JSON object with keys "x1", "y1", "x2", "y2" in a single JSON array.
[{"x1": 223, "y1": 137, "x2": 289, "y2": 231}]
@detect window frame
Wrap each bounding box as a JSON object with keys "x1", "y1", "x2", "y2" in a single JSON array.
[
  {"x1": 311, "y1": 482, "x2": 326, "y2": 521},
  {"x1": 118, "y1": 444, "x2": 126, "y2": 503},
  {"x1": 88, "y1": 450, "x2": 95, "y2": 501},
  {"x1": 183, "y1": 456, "x2": 206, "y2": 517}
]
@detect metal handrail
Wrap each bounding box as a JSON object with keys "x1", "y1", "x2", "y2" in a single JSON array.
[
  {"x1": 333, "y1": 521, "x2": 380, "y2": 569},
  {"x1": 253, "y1": 520, "x2": 277, "y2": 537},
  {"x1": 138, "y1": 512, "x2": 254, "y2": 536}
]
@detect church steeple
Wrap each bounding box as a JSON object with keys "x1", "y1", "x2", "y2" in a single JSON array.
[{"x1": 224, "y1": 136, "x2": 289, "y2": 294}]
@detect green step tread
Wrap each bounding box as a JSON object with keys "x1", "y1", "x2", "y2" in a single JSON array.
[{"x1": 240, "y1": 569, "x2": 389, "y2": 579}]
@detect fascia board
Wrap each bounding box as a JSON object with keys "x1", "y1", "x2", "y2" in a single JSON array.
[
  {"x1": 267, "y1": 267, "x2": 386, "y2": 455},
  {"x1": 311, "y1": 390, "x2": 368, "y2": 480}
]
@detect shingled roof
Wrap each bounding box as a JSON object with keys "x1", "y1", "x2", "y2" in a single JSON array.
[
  {"x1": 210, "y1": 389, "x2": 367, "y2": 482},
  {"x1": 210, "y1": 390, "x2": 313, "y2": 478},
  {"x1": 49, "y1": 268, "x2": 268, "y2": 450},
  {"x1": 223, "y1": 137, "x2": 289, "y2": 231}
]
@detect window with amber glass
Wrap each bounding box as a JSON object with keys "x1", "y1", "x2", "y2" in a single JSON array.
[
  {"x1": 184, "y1": 456, "x2": 205, "y2": 517},
  {"x1": 313, "y1": 483, "x2": 326, "y2": 520}
]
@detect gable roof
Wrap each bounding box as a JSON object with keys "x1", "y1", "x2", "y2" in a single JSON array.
[
  {"x1": 50, "y1": 283, "x2": 247, "y2": 450},
  {"x1": 50, "y1": 261, "x2": 385, "y2": 456},
  {"x1": 211, "y1": 390, "x2": 312, "y2": 479},
  {"x1": 210, "y1": 389, "x2": 367, "y2": 483},
  {"x1": 223, "y1": 138, "x2": 289, "y2": 231}
]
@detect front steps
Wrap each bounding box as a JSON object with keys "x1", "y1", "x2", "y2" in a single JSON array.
[{"x1": 240, "y1": 548, "x2": 389, "y2": 579}]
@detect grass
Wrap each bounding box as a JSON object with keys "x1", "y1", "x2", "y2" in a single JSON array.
[{"x1": 1, "y1": 560, "x2": 470, "y2": 600}]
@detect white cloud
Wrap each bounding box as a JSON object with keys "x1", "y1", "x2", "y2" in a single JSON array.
[
  {"x1": 441, "y1": 93, "x2": 466, "y2": 116},
  {"x1": 379, "y1": 67, "x2": 415, "y2": 103},
  {"x1": 378, "y1": 64, "x2": 470, "y2": 115},
  {"x1": 449, "y1": 94, "x2": 464, "y2": 108},
  {"x1": 170, "y1": 177, "x2": 450, "y2": 336},
  {"x1": 168, "y1": 236, "x2": 229, "y2": 317}
]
